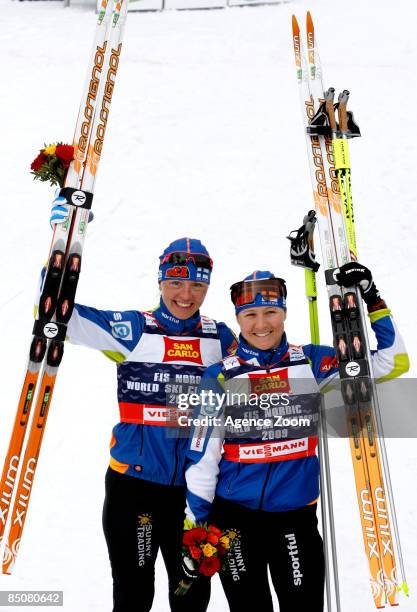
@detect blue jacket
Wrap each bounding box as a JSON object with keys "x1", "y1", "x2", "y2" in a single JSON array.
[
  {"x1": 66, "y1": 298, "x2": 236, "y2": 485},
  {"x1": 185, "y1": 309, "x2": 409, "y2": 522}
]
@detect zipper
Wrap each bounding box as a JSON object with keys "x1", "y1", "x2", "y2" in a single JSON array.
[
  {"x1": 258, "y1": 463, "x2": 272, "y2": 510},
  {"x1": 170, "y1": 438, "x2": 180, "y2": 485},
  {"x1": 227, "y1": 463, "x2": 241, "y2": 492},
  {"x1": 138, "y1": 425, "x2": 144, "y2": 455}
]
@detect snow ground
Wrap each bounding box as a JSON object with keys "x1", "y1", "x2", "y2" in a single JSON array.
[{"x1": 0, "y1": 0, "x2": 416, "y2": 610}]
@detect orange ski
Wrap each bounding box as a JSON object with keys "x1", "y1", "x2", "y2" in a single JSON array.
[
  {"x1": 2, "y1": 370, "x2": 57, "y2": 574},
  {"x1": 0, "y1": 367, "x2": 42, "y2": 543}
]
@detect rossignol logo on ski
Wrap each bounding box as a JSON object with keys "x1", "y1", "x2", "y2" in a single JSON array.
[
  {"x1": 345, "y1": 361, "x2": 360, "y2": 377},
  {"x1": 97, "y1": 44, "x2": 122, "y2": 154},
  {"x1": 70, "y1": 191, "x2": 87, "y2": 206},
  {"x1": 43, "y1": 323, "x2": 59, "y2": 339},
  {"x1": 78, "y1": 42, "x2": 107, "y2": 159}
]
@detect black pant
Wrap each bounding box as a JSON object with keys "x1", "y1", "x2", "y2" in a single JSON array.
[
  {"x1": 211, "y1": 497, "x2": 325, "y2": 612},
  {"x1": 102, "y1": 468, "x2": 210, "y2": 612}
]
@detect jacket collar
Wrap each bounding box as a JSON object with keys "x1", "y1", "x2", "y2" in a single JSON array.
[
  {"x1": 236, "y1": 333, "x2": 289, "y2": 367},
  {"x1": 152, "y1": 298, "x2": 201, "y2": 335}
]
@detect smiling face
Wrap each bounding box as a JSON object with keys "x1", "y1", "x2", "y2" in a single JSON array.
[
  {"x1": 160, "y1": 280, "x2": 209, "y2": 320},
  {"x1": 237, "y1": 306, "x2": 286, "y2": 351}
]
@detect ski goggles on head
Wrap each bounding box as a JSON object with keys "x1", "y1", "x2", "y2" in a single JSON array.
[
  {"x1": 160, "y1": 252, "x2": 213, "y2": 270},
  {"x1": 230, "y1": 278, "x2": 287, "y2": 312}
]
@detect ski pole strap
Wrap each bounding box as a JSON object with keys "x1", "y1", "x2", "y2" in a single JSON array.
[
  {"x1": 119, "y1": 402, "x2": 192, "y2": 427},
  {"x1": 59, "y1": 187, "x2": 94, "y2": 210},
  {"x1": 223, "y1": 436, "x2": 318, "y2": 463}
]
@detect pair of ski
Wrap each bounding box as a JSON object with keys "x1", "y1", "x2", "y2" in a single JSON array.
[
  {"x1": 0, "y1": 0, "x2": 128, "y2": 574},
  {"x1": 291, "y1": 12, "x2": 407, "y2": 610}
]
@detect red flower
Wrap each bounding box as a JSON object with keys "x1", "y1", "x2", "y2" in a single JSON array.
[
  {"x1": 183, "y1": 527, "x2": 207, "y2": 546},
  {"x1": 55, "y1": 144, "x2": 74, "y2": 168},
  {"x1": 31, "y1": 152, "x2": 47, "y2": 172},
  {"x1": 207, "y1": 533, "x2": 219, "y2": 545},
  {"x1": 189, "y1": 546, "x2": 202, "y2": 560},
  {"x1": 208, "y1": 525, "x2": 222, "y2": 537},
  {"x1": 199, "y1": 556, "x2": 221, "y2": 577}
]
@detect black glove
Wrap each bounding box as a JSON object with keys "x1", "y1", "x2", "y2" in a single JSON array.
[{"x1": 335, "y1": 262, "x2": 387, "y2": 312}]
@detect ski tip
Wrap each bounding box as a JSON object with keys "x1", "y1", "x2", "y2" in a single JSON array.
[
  {"x1": 291, "y1": 14, "x2": 300, "y2": 36},
  {"x1": 306, "y1": 11, "x2": 314, "y2": 51}
]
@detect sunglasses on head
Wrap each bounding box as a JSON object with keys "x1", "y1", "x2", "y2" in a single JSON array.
[{"x1": 161, "y1": 252, "x2": 213, "y2": 269}]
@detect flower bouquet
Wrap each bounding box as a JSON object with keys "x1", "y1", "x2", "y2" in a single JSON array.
[
  {"x1": 30, "y1": 143, "x2": 75, "y2": 187},
  {"x1": 175, "y1": 519, "x2": 234, "y2": 596}
]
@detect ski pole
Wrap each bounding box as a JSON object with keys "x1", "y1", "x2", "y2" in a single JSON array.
[{"x1": 288, "y1": 211, "x2": 341, "y2": 612}]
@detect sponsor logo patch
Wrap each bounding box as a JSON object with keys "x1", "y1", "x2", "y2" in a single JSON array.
[
  {"x1": 248, "y1": 368, "x2": 290, "y2": 395},
  {"x1": 110, "y1": 320, "x2": 133, "y2": 341},
  {"x1": 288, "y1": 346, "x2": 306, "y2": 362},
  {"x1": 137, "y1": 513, "x2": 153, "y2": 567},
  {"x1": 162, "y1": 337, "x2": 203, "y2": 364},
  {"x1": 200, "y1": 316, "x2": 217, "y2": 334},
  {"x1": 319, "y1": 355, "x2": 338, "y2": 372},
  {"x1": 240, "y1": 438, "x2": 308, "y2": 460},
  {"x1": 143, "y1": 312, "x2": 158, "y2": 327},
  {"x1": 223, "y1": 356, "x2": 240, "y2": 371},
  {"x1": 166, "y1": 266, "x2": 190, "y2": 278}
]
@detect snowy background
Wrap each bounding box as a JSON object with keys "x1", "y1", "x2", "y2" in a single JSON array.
[{"x1": 0, "y1": 0, "x2": 416, "y2": 609}]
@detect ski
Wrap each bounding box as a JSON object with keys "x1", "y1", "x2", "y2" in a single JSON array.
[
  {"x1": 306, "y1": 14, "x2": 407, "y2": 607},
  {"x1": 291, "y1": 12, "x2": 407, "y2": 609},
  {"x1": 0, "y1": 0, "x2": 113, "y2": 553},
  {"x1": 0, "y1": 0, "x2": 128, "y2": 574}
]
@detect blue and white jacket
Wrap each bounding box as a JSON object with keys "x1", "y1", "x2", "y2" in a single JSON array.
[
  {"x1": 185, "y1": 308, "x2": 409, "y2": 522},
  {"x1": 66, "y1": 298, "x2": 237, "y2": 485}
]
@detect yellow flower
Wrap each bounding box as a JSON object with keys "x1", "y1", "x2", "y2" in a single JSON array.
[
  {"x1": 219, "y1": 536, "x2": 230, "y2": 549},
  {"x1": 44, "y1": 144, "x2": 56, "y2": 155},
  {"x1": 202, "y1": 543, "x2": 217, "y2": 558}
]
